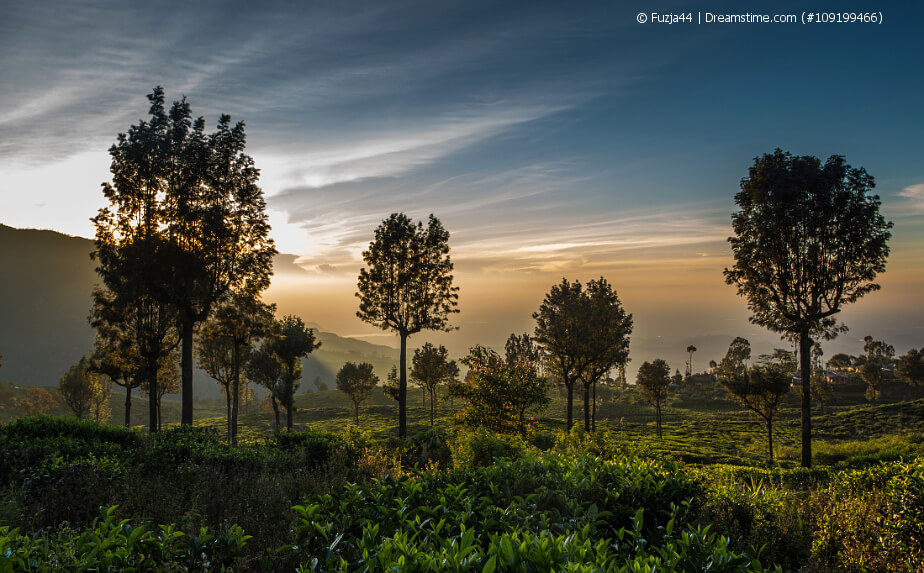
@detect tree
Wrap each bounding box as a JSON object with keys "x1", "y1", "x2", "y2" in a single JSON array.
[
  {"x1": 245, "y1": 344, "x2": 284, "y2": 431},
  {"x1": 858, "y1": 336, "x2": 894, "y2": 401},
  {"x1": 719, "y1": 365, "x2": 791, "y2": 461},
  {"x1": 534, "y1": 279, "x2": 583, "y2": 430},
  {"x1": 356, "y1": 213, "x2": 459, "y2": 438},
  {"x1": 636, "y1": 359, "x2": 670, "y2": 438},
  {"x1": 383, "y1": 366, "x2": 400, "y2": 402},
  {"x1": 450, "y1": 345, "x2": 549, "y2": 435},
  {"x1": 59, "y1": 357, "x2": 110, "y2": 422},
  {"x1": 759, "y1": 348, "x2": 797, "y2": 376},
  {"x1": 198, "y1": 293, "x2": 275, "y2": 443},
  {"x1": 336, "y1": 362, "x2": 379, "y2": 425},
  {"x1": 724, "y1": 150, "x2": 892, "y2": 467},
  {"x1": 896, "y1": 348, "x2": 924, "y2": 386},
  {"x1": 505, "y1": 333, "x2": 542, "y2": 368},
  {"x1": 410, "y1": 343, "x2": 458, "y2": 426},
  {"x1": 138, "y1": 351, "x2": 180, "y2": 431},
  {"x1": 716, "y1": 337, "x2": 751, "y2": 380},
  {"x1": 93, "y1": 87, "x2": 275, "y2": 429},
  {"x1": 88, "y1": 305, "x2": 148, "y2": 427},
  {"x1": 827, "y1": 353, "x2": 853, "y2": 374},
  {"x1": 267, "y1": 315, "x2": 320, "y2": 431},
  {"x1": 686, "y1": 345, "x2": 697, "y2": 377},
  {"x1": 2, "y1": 388, "x2": 59, "y2": 417}
]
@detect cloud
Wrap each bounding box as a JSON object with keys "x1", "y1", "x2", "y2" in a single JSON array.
[{"x1": 899, "y1": 183, "x2": 924, "y2": 212}]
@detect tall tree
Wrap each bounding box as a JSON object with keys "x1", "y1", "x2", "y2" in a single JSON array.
[
  {"x1": 410, "y1": 343, "x2": 458, "y2": 426},
  {"x1": 896, "y1": 348, "x2": 924, "y2": 386},
  {"x1": 356, "y1": 213, "x2": 459, "y2": 438},
  {"x1": 93, "y1": 87, "x2": 275, "y2": 428},
  {"x1": 636, "y1": 359, "x2": 670, "y2": 439},
  {"x1": 91, "y1": 88, "x2": 181, "y2": 433},
  {"x1": 533, "y1": 279, "x2": 585, "y2": 430},
  {"x1": 719, "y1": 365, "x2": 791, "y2": 461},
  {"x1": 576, "y1": 278, "x2": 632, "y2": 432},
  {"x1": 336, "y1": 362, "x2": 379, "y2": 425},
  {"x1": 724, "y1": 149, "x2": 891, "y2": 467},
  {"x1": 686, "y1": 345, "x2": 697, "y2": 377}
]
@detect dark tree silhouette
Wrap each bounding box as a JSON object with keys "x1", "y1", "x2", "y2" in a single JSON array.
[
  {"x1": 686, "y1": 345, "x2": 697, "y2": 377},
  {"x1": 268, "y1": 315, "x2": 319, "y2": 431},
  {"x1": 719, "y1": 364, "x2": 791, "y2": 461},
  {"x1": 92, "y1": 87, "x2": 275, "y2": 428},
  {"x1": 636, "y1": 359, "x2": 670, "y2": 438},
  {"x1": 356, "y1": 213, "x2": 459, "y2": 438},
  {"x1": 198, "y1": 293, "x2": 275, "y2": 443},
  {"x1": 410, "y1": 343, "x2": 458, "y2": 426},
  {"x1": 246, "y1": 344, "x2": 284, "y2": 431},
  {"x1": 89, "y1": 332, "x2": 144, "y2": 427},
  {"x1": 59, "y1": 356, "x2": 111, "y2": 422},
  {"x1": 724, "y1": 149, "x2": 891, "y2": 467},
  {"x1": 896, "y1": 348, "x2": 924, "y2": 386},
  {"x1": 336, "y1": 361, "x2": 379, "y2": 425}
]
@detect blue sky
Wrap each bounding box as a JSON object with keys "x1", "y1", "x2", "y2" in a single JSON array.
[{"x1": 1, "y1": 0, "x2": 922, "y2": 369}]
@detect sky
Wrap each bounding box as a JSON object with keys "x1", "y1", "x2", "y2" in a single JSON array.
[{"x1": 1, "y1": 0, "x2": 923, "y2": 374}]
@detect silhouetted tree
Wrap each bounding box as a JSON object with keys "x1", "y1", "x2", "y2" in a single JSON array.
[
  {"x1": 827, "y1": 353, "x2": 853, "y2": 373},
  {"x1": 336, "y1": 362, "x2": 379, "y2": 425},
  {"x1": 59, "y1": 357, "x2": 110, "y2": 422},
  {"x1": 268, "y1": 315, "x2": 319, "y2": 430},
  {"x1": 896, "y1": 348, "x2": 924, "y2": 386},
  {"x1": 383, "y1": 366, "x2": 400, "y2": 402},
  {"x1": 719, "y1": 364, "x2": 791, "y2": 461},
  {"x1": 138, "y1": 351, "x2": 180, "y2": 431},
  {"x1": 450, "y1": 345, "x2": 549, "y2": 434},
  {"x1": 534, "y1": 279, "x2": 584, "y2": 430},
  {"x1": 717, "y1": 337, "x2": 751, "y2": 380},
  {"x1": 198, "y1": 293, "x2": 275, "y2": 443},
  {"x1": 411, "y1": 344, "x2": 455, "y2": 425},
  {"x1": 93, "y1": 87, "x2": 275, "y2": 428},
  {"x1": 505, "y1": 333, "x2": 542, "y2": 367},
  {"x1": 725, "y1": 150, "x2": 891, "y2": 467},
  {"x1": 686, "y1": 345, "x2": 697, "y2": 377},
  {"x1": 636, "y1": 359, "x2": 670, "y2": 438},
  {"x1": 858, "y1": 336, "x2": 894, "y2": 401},
  {"x1": 356, "y1": 213, "x2": 459, "y2": 438},
  {"x1": 89, "y1": 333, "x2": 143, "y2": 427},
  {"x1": 246, "y1": 344, "x2": 284, "y2": 431}
]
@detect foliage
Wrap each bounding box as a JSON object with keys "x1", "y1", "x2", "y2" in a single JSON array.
[
  {"x1": 0, "y1": 388, "x2": 58, "y2": 417},
  {"x1": 724, "y1": 149, "x2": 892, "y2": 467},
  {"x1": 718, "y1": 365, "x2": 791, "y2": 461},
  {"x1": 636, "y1": 359, "x2": 670, "y2": 438},
  {"x1": 336, "y1": 362, "x2": 379, "y2": 424},
  {"x1": 58, "y1": 356, "x2": 110, "y2": 421},
  {"x1": 451, "y1": 345, "x2": 549, "y2": 435},
  {"x1": 896, "y1": 348, "x2": 924, "y2": 386},
  {"x1": 356, "y1": 213, "x2": 459, "y2": 438},
  {"x1": 92, "y1": 86, "x2": 276, "y2": 428},
  {"x1": 411, "y1": 343, "x2": 458, "y2": 426}
]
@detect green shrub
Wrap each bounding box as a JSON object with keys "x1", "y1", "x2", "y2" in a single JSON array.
[{"x1": 449, "y1": 428, "x2": 528, "y2": 468}]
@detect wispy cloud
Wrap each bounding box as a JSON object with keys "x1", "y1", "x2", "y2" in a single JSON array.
[{"x1": 899, "y1": 183, "x2": 924, "y2": 212}]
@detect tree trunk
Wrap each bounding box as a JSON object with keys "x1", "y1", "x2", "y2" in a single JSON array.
[
  {"x1": 583, "y1": 383, "x2": 591, "y2": 431},
  {"x1": 271, "y1": 395, "x2": 280, "y2": 432},
  {"x1": 148, "y1": 366, "x2": 158, "y2": 433},
  {"x1": 592, "y1": 379, "x2": 598, "y2": 433},
  {"x1": 429, "y1": 387, "x2": 436, "y2": 426},
  {"x1": 799, "y1": 331, "x2": 813, "y2": 467},
  {"x1": 231, "y1": 344, "x2": 241, "y2": 445},
  {"x1": 124, "y1": 386, "x2": 132, "y2": 427},
  {"x1": 181, "y1": 318, "x2": 194, "y2": 426},
  {"x1": 286, "y1": 400, "x2": 294, "y2": 430},
  {"x1": 767, "y1": 417, "x2": 774, "y2": 462},
  {"x1": 399, "y1": 332, "x2": 408, "y2": 439},
  {"x1": 566, "y1": 381, "x2": 574, "y2": 430},
  {"x1": 225, "y1": 389, "x2": 232, "y2": 440}
]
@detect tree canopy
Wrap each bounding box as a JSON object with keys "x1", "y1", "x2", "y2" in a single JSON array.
[
  {"x1": 336, "y1": 361, "x2": 379, "y2": 425},
  {"x1": 724, "y1": 149, "x2": 891, "y2": 467},
  {"x1": 356, "y1": 213, "x2": 459, "y2": 438}
]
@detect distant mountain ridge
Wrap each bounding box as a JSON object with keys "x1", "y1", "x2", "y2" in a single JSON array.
[{"x1": 0, "y1": 224, "x2": 396, "y2": 393}]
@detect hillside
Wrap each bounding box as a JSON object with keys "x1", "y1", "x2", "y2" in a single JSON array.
[{"x1": 0, "y1": 224, "x2": 396, "y2": 393}]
